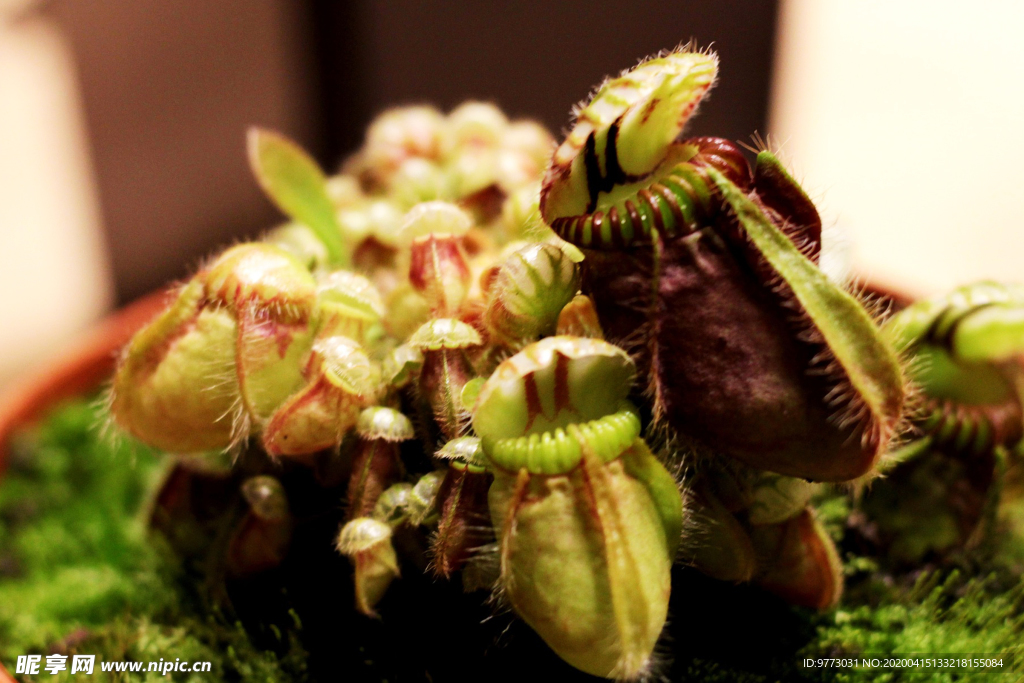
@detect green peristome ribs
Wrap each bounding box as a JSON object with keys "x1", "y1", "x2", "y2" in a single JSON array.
[
  {"x1": 709, "y1": 165, "x2": 905, "y2": 452},
  {"x1": 247, "y1": 128, "x2": 348, "y2": 267}
]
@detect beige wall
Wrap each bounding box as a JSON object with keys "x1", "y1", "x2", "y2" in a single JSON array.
[
  {"x1": 0, "y1": 14, "x2": 112, "y2": 387},
  {"x1": 771, "y1": 1, "x2": 1024, "y2": 297},
  {"x1": 0, "y1": 1, "x2": 317, "y2": 389}
]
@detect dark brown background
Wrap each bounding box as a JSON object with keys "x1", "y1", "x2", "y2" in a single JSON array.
[{"x1": 44, "y1": 0, "x2": 779, "y2": 303}]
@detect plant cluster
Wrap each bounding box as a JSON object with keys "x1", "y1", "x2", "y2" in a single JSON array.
[{"x1": 102, "y1": 46, "x2": 1024, "y2": 680}]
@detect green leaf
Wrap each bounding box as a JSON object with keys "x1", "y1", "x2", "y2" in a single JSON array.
[
  {"x1": 709, "y1": 166, "x2": 905, "y2": 449},
  {"x1": 247, "y1": 128, "x2": 347, "y2": 267}
]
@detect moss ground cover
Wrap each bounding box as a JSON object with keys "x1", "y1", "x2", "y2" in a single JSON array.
[
  {"x1": 0, "y1": 400, "x2": 307, "y2": 682},
  {"x1": 1, "y1": 399, "x2": 1022, "y2": 681}
]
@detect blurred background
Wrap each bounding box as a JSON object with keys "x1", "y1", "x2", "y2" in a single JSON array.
[{"x1": 1, "y1": 0, "x2": 1022, "y2": 387}]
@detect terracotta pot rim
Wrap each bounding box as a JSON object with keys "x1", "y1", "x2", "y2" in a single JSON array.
[{"x1": 0, "y1": 288, "x2": 171, "y2": 478}]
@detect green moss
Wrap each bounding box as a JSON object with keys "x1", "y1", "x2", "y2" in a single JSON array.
[
  {"x1": 673, "y1": 570, "x2": 1024, "y2": 683},
  {"x1": 803, "y1": 572, "x2": 1024, "y2": 682},
  {"x1": 48, "y1": 614, "x2": 308, "y2": 683},
  {"x1": 0, "y1": 400, "x2": 307, "y2": 682},
  {"x1": 998, "y1": 463, "x2": 1024, "y2": 565}
]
